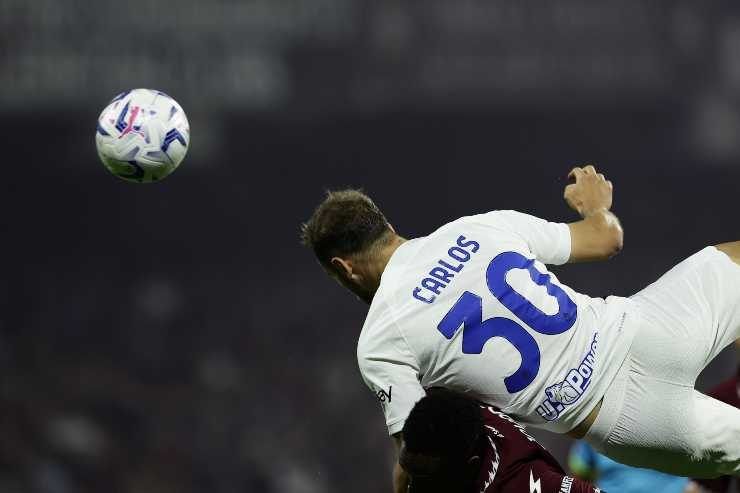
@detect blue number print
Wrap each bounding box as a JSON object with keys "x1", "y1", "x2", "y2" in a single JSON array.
[
  {"x1": 438, "y1": 291, "x2": 540, "y2": 393},
  {"x1": 437, "y1": 251, "x2": 576, "y2": 393},
  {"x1": 487, "y1": 252, "x2": 576, "y2": 335}
]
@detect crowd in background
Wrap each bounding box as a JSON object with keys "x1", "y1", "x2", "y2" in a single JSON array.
[{"x1": 3, "y1": 1, "x2": 740, "y2": 491}]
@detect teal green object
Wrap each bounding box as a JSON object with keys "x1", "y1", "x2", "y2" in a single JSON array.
[{"x1": 568, "y1": 442, "x2": 689, "y2": 493}]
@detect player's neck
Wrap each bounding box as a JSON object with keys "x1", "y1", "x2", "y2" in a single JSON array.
[{"x1": 363, "y1": 235, "x2": 407, "y2": 303}]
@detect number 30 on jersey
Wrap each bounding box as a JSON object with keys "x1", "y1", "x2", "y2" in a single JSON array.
[{"x1": 437, "y1": 251, "x2": 577, "y2": 393}]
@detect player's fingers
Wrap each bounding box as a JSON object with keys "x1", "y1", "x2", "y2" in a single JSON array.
[
  {"x1": 597, "y1": 173, "x2": 606, "y2": 181},
  {"x1": 568, "y1": 167, "x2": 584, "y2": 181},
  {"x1": 564, "y1": 183, "x2": 576, "y2": 198},
  {"x1": 583, "y1": 164, "x2": 597, "y2": 174},
  {"x1": 606, "y1": 180, "x2": 613, "y2": 189}
]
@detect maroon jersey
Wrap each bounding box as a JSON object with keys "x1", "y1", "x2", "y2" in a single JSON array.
[{"x1": 473, "y1": 405, "x2": 601, "y2": 493}]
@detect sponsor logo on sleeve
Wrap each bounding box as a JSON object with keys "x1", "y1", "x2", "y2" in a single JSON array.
[
  {"x1": 376, "y1": 386, "x2": 392, "y2": 404},
  {"x1": 559, "y1": 476, "x2": 574, "y2": 493},
  {"x1": 536, "y1": 333, "x2": 598, "y2": 421}
]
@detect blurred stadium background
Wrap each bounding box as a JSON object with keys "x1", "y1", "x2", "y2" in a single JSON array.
[{"x1": 2, "y1": 1, "x2": 740, "y2": 492}]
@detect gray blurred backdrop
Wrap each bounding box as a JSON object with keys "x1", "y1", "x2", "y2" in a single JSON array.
[{"x1": 2, "y1": 1, "x2": 740, "y2": 492}]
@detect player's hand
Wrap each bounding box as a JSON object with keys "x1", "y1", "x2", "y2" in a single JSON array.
[{"x1": 563, "y1": 165, "x2": 613, "y2": 217}]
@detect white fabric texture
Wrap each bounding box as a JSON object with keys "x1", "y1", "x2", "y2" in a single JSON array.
[
  {"x1": 585, "y1": 246, "x2": 740, "y2": 477},
  {"x1": 358, "y1": 210, "x2": 638, "y2": 435}
]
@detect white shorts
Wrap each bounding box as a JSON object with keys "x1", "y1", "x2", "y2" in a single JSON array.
[{"x1": 585, "y1": 246, "x2": 740, "y2": 478}]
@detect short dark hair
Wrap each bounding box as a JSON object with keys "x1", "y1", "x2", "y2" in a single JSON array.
[
  {"x1": 403, "y1": 388, "x2": 484, "y2": 463},
  {"x1": 300, "y1": 189, "x2": 392, "y2": 269}
]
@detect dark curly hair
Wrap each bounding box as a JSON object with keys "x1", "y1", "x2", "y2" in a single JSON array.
[{"x1": 402, "y1": 388, "x2": 484, "y2": 463}]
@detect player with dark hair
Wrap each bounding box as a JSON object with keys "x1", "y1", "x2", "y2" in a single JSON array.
[
  {"x1": 301, "y1": 165, "x2": 740, "y2": 492},
  {"x1": 401, "y1": 388, "x2": 602, "y2": 493},
  {"x1": 301, "y1": 189, "x2": 398, "y2": 304}
]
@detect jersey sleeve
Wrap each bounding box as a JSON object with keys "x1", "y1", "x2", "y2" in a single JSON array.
[
  {"x1": 476, "y1": 210, "x2": 572, "y2": 265},
  {"x1": 357, "y1": 336, "x2": 426, "y2": 436}
]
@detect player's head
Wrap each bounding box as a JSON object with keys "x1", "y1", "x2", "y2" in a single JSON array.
[
  {"x1": 400, "y1": 388, "x2": 484, "y2": 493},
  {"x1": 301, "y1": 189, "x2": 399, "y2": 303}
]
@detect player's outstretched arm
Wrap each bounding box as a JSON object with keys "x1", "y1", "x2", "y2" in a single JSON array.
[{"x1": 564, "y1": 165, "x2": 624, "y2": 263}]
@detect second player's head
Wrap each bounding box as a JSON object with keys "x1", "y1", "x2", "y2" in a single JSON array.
[
  {"x1": 301, "y1": 189, "x2": 401, "y2": 303},
  {"x1": 401, "y1": 388, "x2": 484, "y2": 493}
]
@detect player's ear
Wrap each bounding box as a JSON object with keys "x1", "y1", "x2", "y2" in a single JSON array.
[{"x1": 330, "y1": 257, "x2": 354, "y2": 281}]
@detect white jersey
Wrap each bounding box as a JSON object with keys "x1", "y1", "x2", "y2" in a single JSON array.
[{"x1": 357, "y1": 210, "x2": 639, "y2": 435}]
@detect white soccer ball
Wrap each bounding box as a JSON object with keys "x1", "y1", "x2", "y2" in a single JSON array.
[{"x1": 95, "y1": 88, "x2": 190, "y2": 183}]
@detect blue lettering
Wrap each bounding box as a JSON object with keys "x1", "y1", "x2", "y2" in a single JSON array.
[
  {"x1": 536, "y1": 400, "x2": 561, "y2": 421},
  {"x1": 438, "y1": 291, "x2": 541, "y2": 393},
  {"x1": 412, "y1": 234, "x2": 480, "y2": 304},
  {"x1": 486, "y1": 252, "x2": 576, "y2": 335},
  {"x1": 448, "y1": 246, "x2": 471, "y2": 262},
  {"x1": 439, "y1": 259, "x2": 464, "y2": 273},
  {"x1": 421, "y1": 277, "x2": 446, "y2": 295},
  {"x1": 429, "y1": 267, "x2": 454, "y2": 284},
  {"x1": 456, "y1": 235, "x2": 480, "y2": 252},
  {"x1": 536, "y1": 333, "x2": 598, "y2": 421},
  {"x1": 413, "y1": 287, "x2": 435, "y2": 304},
  {"x1": 566, "y1": 370, "x2": 585, "y2": 393}
]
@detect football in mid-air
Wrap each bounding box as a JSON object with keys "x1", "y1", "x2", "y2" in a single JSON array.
[{"x1": 95, "y1": 88, "x2": 190, "y2": 183}]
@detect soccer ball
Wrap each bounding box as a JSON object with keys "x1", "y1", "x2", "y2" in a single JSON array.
[{"x1": 95, "y1": 88, "x2": 190, "y2": 183}]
